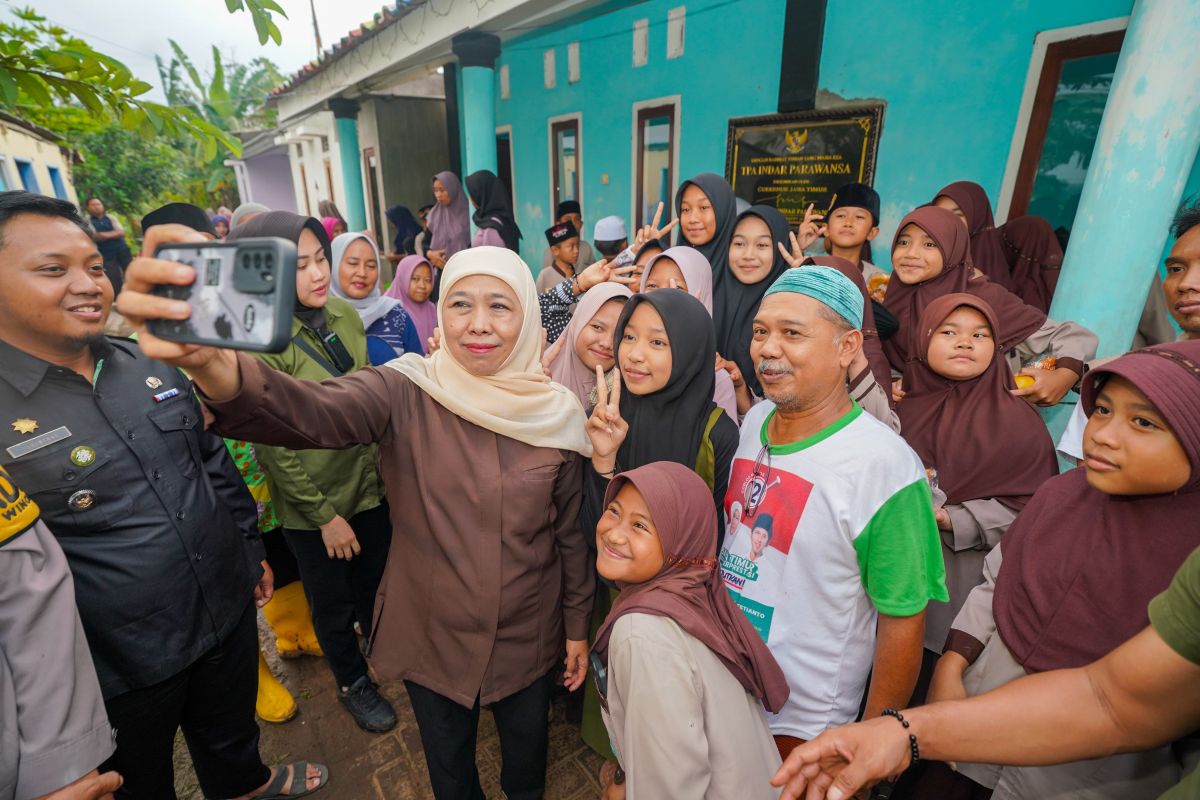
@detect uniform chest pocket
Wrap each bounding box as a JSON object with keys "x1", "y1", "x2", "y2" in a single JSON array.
[
  {"x1": 520, "y1": 463, "x2": 561, "y2": 482},
  {"x1": 147, "y1": 403, "x2": 202, "y2": 479},
  {"x1": 7, "y1": 444, "x2": 134, "y2": 532}
]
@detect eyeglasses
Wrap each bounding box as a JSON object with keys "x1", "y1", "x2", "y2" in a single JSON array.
[{"x1": 742, "y1": 444, "x2": 778, "y2": 518}]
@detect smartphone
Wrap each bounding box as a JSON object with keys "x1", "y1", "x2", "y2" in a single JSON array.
[{"x1": 150, "y1": 238, "x2": 296, "y2": 353}]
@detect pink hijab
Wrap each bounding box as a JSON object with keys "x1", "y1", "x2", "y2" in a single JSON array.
[
  {"x1": 641, "y1": 247, "x2": 714, "y2": 311},
  {"x1": 321, "y1": 216, "x2": 341, "y2": 240},
  {"x1": 385, "y1": 255, "x2": 438, "y2": 346},
  {"x1": 546, "y1": 282, "x2": 632, "y2": 407}
]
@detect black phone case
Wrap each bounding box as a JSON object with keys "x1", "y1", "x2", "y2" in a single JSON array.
[{"x1": 149, "y1": 238, "x2": 296, "y2": 353}]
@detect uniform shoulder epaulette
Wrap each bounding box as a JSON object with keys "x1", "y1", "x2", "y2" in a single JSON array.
[{"x1": 0, "y1": 465, "x2": 40, "y2": 546}]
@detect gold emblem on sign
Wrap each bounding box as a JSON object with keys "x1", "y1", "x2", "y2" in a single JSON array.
[
  {"x1": 70, "y1": 446, "x2": 96, "y2": 467},
  {"x1": 146, "y1": 376, "x2": 163, "y2": 389},
  {"x1": 11, "y1": 418, "x2": 38, "y2": 435},
  {"x1": 784, "y1": 128, "x2": 809, "y2": 154}
]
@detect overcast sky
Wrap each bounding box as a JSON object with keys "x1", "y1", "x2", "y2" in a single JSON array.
[{"x1": 10, "y1": 0, "x2": 391, "y2": 102}]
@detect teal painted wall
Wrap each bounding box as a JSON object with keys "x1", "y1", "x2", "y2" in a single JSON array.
[
  {"x1": 493, "y1": 0, "x2": 1200, "y2": 279},
  {"x1": 818, "y1": 0, "x2": 1134, "y2": 248},
  {"x1": 495, "y1": 0, "x2": 786, "y2": 268}
]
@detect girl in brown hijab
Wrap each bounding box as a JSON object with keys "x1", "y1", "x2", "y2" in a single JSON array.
[
  {"x1": 885, "y1": 206, "x2": 1097, "y2": 407},
  {"x1": 933, "y1": 181, "x2": 1013, "y2": 291},
  {"x1": 1000, "y1": 215, "x2": 1063, "y2": 313},
  {"x1": 592, "y1": 461, "x2": 788, "y2": 799},
  {"x1": 924, "y1": 340, "x2": 1200, "y2": 800},
  {"x1": 896, "y1": 294, "x2": 1058, "y2": 661}
]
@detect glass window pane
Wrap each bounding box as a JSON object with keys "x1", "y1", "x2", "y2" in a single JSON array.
[
  {"x1": 640, "y1": 114, "x2": 672, "y2": 225},
  {"x1": 1027, "y1": 51, "x2": 1119, "y2": 234},
  {"x1": 555, "y1": 124, "x2": 578, "y2": 205}
]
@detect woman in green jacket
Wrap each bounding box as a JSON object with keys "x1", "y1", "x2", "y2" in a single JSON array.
[{"x1": 228, "y1": 213, "x2": 396, "y2": 733}]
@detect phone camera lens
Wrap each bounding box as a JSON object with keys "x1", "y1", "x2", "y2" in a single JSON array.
[
  {"x1": 264, "y1": 253, "x2": 274, "y2": 268},
  {"x1": 253, "y1": 253, "x2": 262, "y2": 269}
]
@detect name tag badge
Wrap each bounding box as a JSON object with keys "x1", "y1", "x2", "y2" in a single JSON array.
[{"x1": 6, "y1": 426, "x2": 72, "y2": 460}]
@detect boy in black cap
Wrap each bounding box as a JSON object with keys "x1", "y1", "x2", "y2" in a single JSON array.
[
  {"x1": 538, "y1": 220, "x2": 581, "y2": 292},
  {"x1": 540, "y1": 200, "x2": 595, "y2": 279},
  {"x1": 824, "y1": 182, "x2": 885, "y2": 286}
]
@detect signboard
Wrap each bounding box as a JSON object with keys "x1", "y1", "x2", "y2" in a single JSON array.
[{"x1": 725, "y1": 106, "x2": 884, "y2": 227}]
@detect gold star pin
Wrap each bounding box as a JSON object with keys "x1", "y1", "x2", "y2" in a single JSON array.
[{"x1": 12, "y1": 419, "x2": 38, "y2": 435}]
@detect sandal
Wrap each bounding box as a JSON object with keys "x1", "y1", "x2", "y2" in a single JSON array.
[{"x1": 251, "y1": 761, "x2": 329, "y2": 798}]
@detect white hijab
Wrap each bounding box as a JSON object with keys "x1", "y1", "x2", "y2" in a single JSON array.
[
  {"x1": 384, "y1": 246, "x2": 593, "y2": 456},
  {"x1": 329, "y1": 232, "x2": 401, "y2": 329}
]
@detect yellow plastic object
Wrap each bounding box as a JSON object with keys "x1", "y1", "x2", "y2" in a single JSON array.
[
  {"x1": 262, "y1": 582, "x2": 324, "y2": 659},
  {"x1": 1014, "y1": 374, "x2": 1036, "y2": 389},
  {"x1": 256, "y1": 647, "x2": 298, "y2": 723}
]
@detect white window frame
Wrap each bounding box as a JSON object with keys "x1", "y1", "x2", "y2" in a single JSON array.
[
  {"x1": 667, "y1": 7, "x2": 686, "y2": 60},
  {"x1": 0, "y1": 155, "x2": 11, "y2": 192},
  {"x1": 568, "y1": 41, "x2": 581, "y2": 83},
  {"x1": 629, "y1": 95, "x2": 682, "y2": 229},
  {"x1": 500, "y1": 64, "x2": 511, "y2": 100},
  {"x1": 994, "y1": 16, "x2": 1129, "y2": 222},
  {"x1": 547, "y1": 111, "x2": 583, "y2": 219},
  {"x1": 543, "y1": 49, "x2": 556, "y2": 90},
  {"x1": 633, "y1": 19, "x2": 649, "y2": 68}
]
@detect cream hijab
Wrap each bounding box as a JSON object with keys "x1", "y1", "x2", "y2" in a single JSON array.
[{"x1": 385, "y1": 246, "x2": 593, "y2": 456}]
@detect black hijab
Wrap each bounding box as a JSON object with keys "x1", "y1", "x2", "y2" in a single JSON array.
[
  {"x1": 227, "y1": 211, "x2": 331, "y2": 330},
  {"x1": 713, "y1": 205, "x2": 790, "y2": 396},
  {"x1": 141, "y1": 202, "x2": 217, "y2": 237},
  {"x1": 466, "y1": 170, "x2": 522, "y2": 251},
  {"x1": 614, "y1": 290, "x2": 718, "y2": 471},
  {"x1": 385, "y1": 205, "x2": 422, "y2": 254},
  {"x1": 674, "y1": 173, "x2": 738, "y2": 278}
]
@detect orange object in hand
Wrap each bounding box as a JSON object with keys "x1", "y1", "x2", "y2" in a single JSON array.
[{"x1": 1014, "y1": 374, "x2": 1036, "y2": 389}]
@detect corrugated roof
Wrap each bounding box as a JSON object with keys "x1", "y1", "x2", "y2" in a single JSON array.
[{"x1": 269, "y1": 1, "x2": 423, "y2": 100}]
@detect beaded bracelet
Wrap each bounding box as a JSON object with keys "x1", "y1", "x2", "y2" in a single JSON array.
[{"x1": 881, "y1": 708, "x2": 920, "y2": 768}]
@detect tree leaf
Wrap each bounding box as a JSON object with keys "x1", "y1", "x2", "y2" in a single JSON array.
[{"x1": 0, "y1": 68, "x2": 18, "y2": 106}]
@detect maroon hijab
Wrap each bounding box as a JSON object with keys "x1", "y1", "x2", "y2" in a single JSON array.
[
  {"x1": 897, "y1": 294, "x2": 1058, "y2": 509},
  {"x1": 592, "y1": 462, "x2": 789, "y2": 713},
  {"x1": 1001, "y1": 215, "x2": 1063, "y2": 314},
  {"x1": 802, "y1": 255, "x2": 894, "y2": 405},
  {"x1": 934, "y1": 181, "x2": 1013, "y2": 290},
  {"x1": 993, "y1": 340, "x2": 1200, "y2": 673},
  {"x1": 883, "y1": 206, "x2": 1046, "y2": 372}
]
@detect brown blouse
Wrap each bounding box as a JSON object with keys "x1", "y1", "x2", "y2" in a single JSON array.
[{"x1": 205, "y1": 353, "x2": 592, "y2": 706}]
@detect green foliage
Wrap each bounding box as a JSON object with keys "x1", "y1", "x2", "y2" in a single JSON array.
[
  {"x1": 0, "y1": 7, "x2": 241, "y2": 161},
  {"x1": 72, "y1": 123, "x2": 185, "y2": 216},
  {"x1": 156, "y1": 40, "x2": 284, "y2": 206},
  {"x1": 225, "y1": 0, "x2": 288, "y2": 47}
]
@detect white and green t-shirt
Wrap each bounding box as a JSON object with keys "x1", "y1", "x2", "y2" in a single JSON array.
[{"x1": 721, "y1": 401, "x2": 947, "y2": 739}]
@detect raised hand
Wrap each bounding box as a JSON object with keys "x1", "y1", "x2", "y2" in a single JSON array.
[
  {"x1": 796, "y1": 203, "x2": 827, "y2": 250},
  {"x1": 577, "y1": 259, "x2": 640, "y2": 292},
  {"x1": 539, "y1": 327, "x2": 562, "y2": 376},
  {"x1": 777, "y1": 229, "x2": 808, "y2": 269},
  {"x1": 426, "y1": 327, "x2": 442, "y2": 357},
  {"x1": 586, "y1": 365, "x2": 628, "y2": 473},
  {"x1": 633, "y1": 201, "x2": 680, "y2": 251}
]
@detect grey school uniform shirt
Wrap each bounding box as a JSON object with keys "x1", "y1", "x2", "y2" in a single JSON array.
[{"x1": 0, "y1": 466, "x2": 114, "y2": 800}]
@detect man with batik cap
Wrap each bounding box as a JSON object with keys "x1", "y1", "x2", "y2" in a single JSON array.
[
  {"x1": 540, "y1": 199, "x2": 595, "y2": 276},
  {"x1": 718, "y1": 265, "x2": 946, "y2": 761},
  {"x1": 537, "y1": 219, "x2": 583, "y2": 292}
]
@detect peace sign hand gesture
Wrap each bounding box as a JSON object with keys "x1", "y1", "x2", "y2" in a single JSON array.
[
  {"x1": 586, "y1": 365, "x2": 627, "y2": 475},
  {"x1": 777, "y1": 229, "x2": 809, "y2": 269},
  {"x1": 633, "y1": 202, "x2": 680, "y2": 252},
  {"x1": 795, "y1": 203, "x2": 827, "y2": 250}
]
